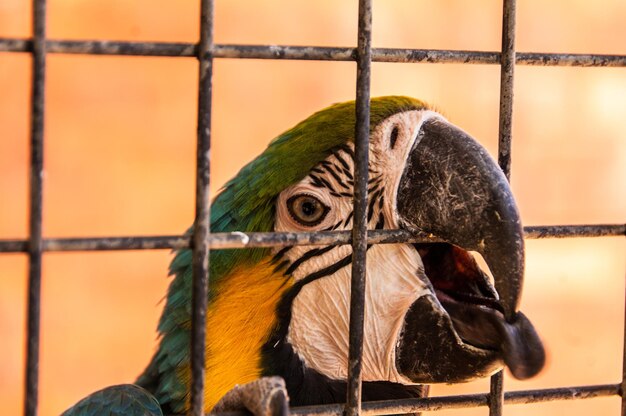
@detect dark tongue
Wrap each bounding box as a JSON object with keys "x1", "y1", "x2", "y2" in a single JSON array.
[{"x1": 440, "y1": 296, "x2": 545, "y2": 379}]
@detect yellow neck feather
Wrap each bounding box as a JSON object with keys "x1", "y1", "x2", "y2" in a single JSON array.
[{"x1": 200, "y1": 260, "x2": 291, "y2": 411}]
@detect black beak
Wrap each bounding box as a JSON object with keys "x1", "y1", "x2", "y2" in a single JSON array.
[
  {"x1": 397, "y1": 116, "x2": 523, "y2": 321},
  {"x1": 395, "y1": 116, "x2": 545, "y2": 382}
]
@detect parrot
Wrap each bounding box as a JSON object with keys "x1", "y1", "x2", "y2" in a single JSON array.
[{"x1": 62, "y1": 96, "x2": 545, "y2": 416}]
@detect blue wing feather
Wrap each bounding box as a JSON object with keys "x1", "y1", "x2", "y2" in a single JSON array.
[{"x1": 61, "y1": 384, "x2": 163, "y2": 416}]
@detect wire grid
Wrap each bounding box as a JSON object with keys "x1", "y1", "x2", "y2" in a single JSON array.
[{"x1": 1, "y1": 0, "x2": 625, "y2": 415}]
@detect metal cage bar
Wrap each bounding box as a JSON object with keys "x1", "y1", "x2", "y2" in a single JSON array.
[
  {"x1": 345, "y1": 0, "x2": 372, "y2": 414},
  {"x1": 0, "y1": 225, "x2": 622, "y2": 254},
  {"x1": 497, "y1": 0, "x2": 516, "y2": 182},
  {"x1": 288, "y1": 383, "x2": 622, "y2": 416},
  {"x1": 489, "y1": 0, "x2": 517, "y2": 414},
  {"x1": 24, "y1": 0, "x2": 47, "y2": 415},
  {"x1": 211, "y1": 383, "x2": 621, "y2": 416},
  {"x1": 623, "y1": 279, "x2": 626, "y2": 416},
  {"x1": 1, "y1": 0, "x2": 624, "y2": 415},
  {"x1": 189, "y1": 0, "x2": 214, "y2": 414},
  {"x1": 0, "y1": 225, "x2": 623, "y2": 253},
  {"x1": 1, "y1": 39, "x2": 626, "y2": 67}
]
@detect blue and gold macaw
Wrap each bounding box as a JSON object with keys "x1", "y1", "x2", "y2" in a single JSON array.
[{"x1": 63, "y1": 97, "x2": 544, "y2": 416}]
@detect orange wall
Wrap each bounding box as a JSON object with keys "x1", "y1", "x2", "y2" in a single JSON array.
[{"x1": 1, "y1": 1, "x2": 625, "y2": 415}]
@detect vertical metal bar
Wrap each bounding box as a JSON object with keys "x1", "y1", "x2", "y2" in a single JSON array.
[
  {"x1": 489, "y1": 372, "x2": 505, "y2": 416},
  {"x1": 190, "y1": 0, "x2": 213, "y2": 415},
  {"x1": 621, "y1": 266, "x2": 626, "y2": 416},
  {"x1": 497, "y1": 0, "x2": 516, "y2": 181},
  {"x1": 345, "y1": 0, "x2": 372, "y2": 415},
  {"x1": 490, "y1": 1, "x2": 516, "y2": 415},
  {"x1": 24, "y1": 0, "x2": 47, "y2": 415}
]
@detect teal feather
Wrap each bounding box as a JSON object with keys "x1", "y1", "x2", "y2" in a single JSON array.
[
  {"x1": 61, "y1": 385, "x2": 162, "y2": 416},
  {"x1": 135, "y1": 96, "x2": 428, "y2": 412}
]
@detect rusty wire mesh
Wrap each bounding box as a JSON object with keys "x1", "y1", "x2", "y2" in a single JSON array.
[{"x1": 1, "y1": 1, "x2": 625, "y2": 416}]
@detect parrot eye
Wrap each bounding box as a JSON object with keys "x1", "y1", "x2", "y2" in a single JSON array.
[{"x1": 287, "y1": 194, "x2": 329, "y2": 226}]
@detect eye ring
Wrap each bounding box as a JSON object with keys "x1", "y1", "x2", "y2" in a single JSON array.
[{"x1": 286, "y1": 194, "x2": 330, "y2": 227}]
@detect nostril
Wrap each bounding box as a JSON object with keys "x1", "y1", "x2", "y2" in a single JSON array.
[{"x1": 390, "y1": 126, "x2": 399, "y2": 149}]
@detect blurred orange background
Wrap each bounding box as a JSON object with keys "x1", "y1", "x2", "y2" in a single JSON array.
[{"x1": 1, "y1": 1, "x2": 625, "y2": 415}]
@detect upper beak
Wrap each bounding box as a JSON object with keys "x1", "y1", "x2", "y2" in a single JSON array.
[{"x1": 396, "y1": 116, "x2": 523, "y2": 322}]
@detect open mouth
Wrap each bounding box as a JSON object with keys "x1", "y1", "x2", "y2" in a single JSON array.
[{"x1": 415, "y1": 243, "x2": 545, "y2": 379}]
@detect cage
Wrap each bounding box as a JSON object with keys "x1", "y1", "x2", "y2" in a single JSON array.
[{"x1": 0, "y1": 0, "x2": 625, "y2": 415}]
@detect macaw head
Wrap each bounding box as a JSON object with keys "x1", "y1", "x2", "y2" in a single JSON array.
[
  {"x1": 147, "y1": 96, "x2": 545, "y2": 412},
  {"x1": 215, "y1": 96, "x2": 543, "y2": 387}
]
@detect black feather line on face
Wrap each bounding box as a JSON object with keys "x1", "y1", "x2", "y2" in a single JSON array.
[
  {"x1": 331, "y1": 149, "x2": 353, "y2": 174},
  {"x1": 367, "y1": 188, "x2": 384, "y2": 223},
  {"x1": 271, "y1": 246, "x2": 293, "y2": 265},
  {"x1": 321, "y1": 220, "x2": 344, "y2": 231},
  {"x1": 273, "y1": 259, "x2": 291, "y2": 274},
  {"x1": 343, "y1": 210, "x2": 354, "y2": 227},
  {"x1": 309, "y1": 176, "x2": 325, "y2": 188},
  {"x1": 367, "y1": 175, "x2": 382, "y2": 192},
  {"x1": 284, "y1": 245, "x2": 337, "y2": 277},
  {"x1": 367, "y1": 184, "x2": 379, "y2": 194},
  {"x1": 337, "y1": 144, "x2": 356, "y2": 159},
  {"x1": 309, "y1": 174, "x2": 337, "y2": 193},
  {"x1": 330, "y1": 220, "x2": 343, "y2": 231},
  {"x1": 376, "y1": 211, "x2": 385, "y2": 230},
  {"x1": 319, "y1": 162, "x2": 351, "y2": 190}
]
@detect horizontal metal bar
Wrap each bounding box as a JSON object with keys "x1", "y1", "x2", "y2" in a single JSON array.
[
  {"x1": 524, "y1": 224, "x2": 626, "y2": 239},
  {"x1": 205, "y1": 383, "x2": 619, "y2": 416},
  {"x1": 0, "y1": 224, "x2": 622, "y2": 253},
  {"x1": 1, "y1": 38, "x2": 625, "y2": 67},
  {"x1": 518, "y1": 52, "x2": 626, "y2": 67},
  {"x1": 0, "y1": 236, "x2": 190, "y2": 252},
  {"x1": 505, "y1": 384, "x2": 620, "y2": 405},
  {"x1": 0, "y1": 230, "x2": 435, "y2": 253},
  {"x1": 215, "y1": 44, "x2": 352, "y2": 61},
  {"x1": 0, "y1": 38, "x2": 197, "y2": 56},
  {"x1": 361, "y1": 383, "x2": 620, "y2": 414}
]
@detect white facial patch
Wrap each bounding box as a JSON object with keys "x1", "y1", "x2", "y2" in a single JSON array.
[
  {"x1": 274, "y1": 109, "x2": 444, "y2": 384},
  {"x1": 287, "y1": 243, "x2": 431, "y2": 383}
]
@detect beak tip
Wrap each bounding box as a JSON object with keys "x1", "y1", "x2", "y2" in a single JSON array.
[{"x1": 503, "y1": 311, "x2": 546, "y2": 379}]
